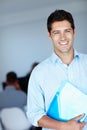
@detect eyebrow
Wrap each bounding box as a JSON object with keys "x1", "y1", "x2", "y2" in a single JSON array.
[{"x1": 52, "y1": 28, "x2": 73, "y2": 32}]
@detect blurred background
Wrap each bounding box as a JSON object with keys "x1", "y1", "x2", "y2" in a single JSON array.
[{"x1": 0, "y1": 0, "x2": 87, "y2": 85}]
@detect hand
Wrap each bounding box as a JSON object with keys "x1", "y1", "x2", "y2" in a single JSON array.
[
  {"x1": 61, "y1": 114, "x2": 86, "y2": 130},
  {"x1": 66, "y1": 114, "x2": 86, "y2": 130}
]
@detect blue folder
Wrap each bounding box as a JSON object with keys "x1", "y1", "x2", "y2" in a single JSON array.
[{"x1": 47, "y1": 80, "x2": 87, "y2": 122}]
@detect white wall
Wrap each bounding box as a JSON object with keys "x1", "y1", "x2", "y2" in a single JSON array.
[{"x1": 0, "y1": 0, "x2": 87, "y2": 84}]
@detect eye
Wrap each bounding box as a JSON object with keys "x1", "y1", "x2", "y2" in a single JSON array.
[
  {"x1": 52, "y1": 31, "x2": 60, "y2": 35},
  {"x1": 65, "y1": 29, "x2": 72, "y2": 33}
]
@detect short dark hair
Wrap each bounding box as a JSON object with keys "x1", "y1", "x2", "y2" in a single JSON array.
[
  {"x1": 47, "y1": 9, "x2": 75, "y2": 33},
  {"x1": 6, "y1": 71, "x2": 17, "y2": 83}
]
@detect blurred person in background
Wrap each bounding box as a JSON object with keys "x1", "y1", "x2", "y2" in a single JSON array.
[{"x1": 0, "y1": 71, "x2": 27, "y2": 110}]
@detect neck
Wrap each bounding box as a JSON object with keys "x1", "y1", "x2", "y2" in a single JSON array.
[{"x1": 55, "y1": 49, "x2": 74, "y2": 65}]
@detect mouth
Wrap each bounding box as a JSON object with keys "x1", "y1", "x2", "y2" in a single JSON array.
[
  {"x1": 58, "y1": 41, "x2": 69, "y2": 52},
  {"x1": 59, "y1": 41, "x2": 68, "y2": 45}
]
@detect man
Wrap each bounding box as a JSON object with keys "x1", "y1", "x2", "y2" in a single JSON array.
[
  {"x1": 0, "y1": 71, "x2": 27, "y2": 109},
  {"x1": 27, "y1": 10, "x2": 87, "y2": 130}
]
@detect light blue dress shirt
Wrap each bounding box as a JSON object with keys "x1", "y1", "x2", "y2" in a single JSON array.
[{"x1": 27, "y1": 50, "x2": 87, "y2": 129}]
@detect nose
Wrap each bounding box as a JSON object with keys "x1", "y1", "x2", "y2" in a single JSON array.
[{"x1": 60, "y1": 32, "x2": 66, "y2": 40}]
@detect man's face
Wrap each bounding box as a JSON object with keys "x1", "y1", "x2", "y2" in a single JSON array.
[{"x1": 48, "y1": 20, "x2": 75, "y2": 56}]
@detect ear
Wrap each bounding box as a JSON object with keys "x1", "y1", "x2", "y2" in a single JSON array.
[
  {"x1": 48, "y1": 32, "x2": 51, "y2": 38},
  {"x1": 73, "y1": 29, "x2": 76, "y2": 35}
]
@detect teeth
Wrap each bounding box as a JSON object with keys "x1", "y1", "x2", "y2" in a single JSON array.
[{"x1": 60, "y1": 42, "x2": 67, "y2": 45}]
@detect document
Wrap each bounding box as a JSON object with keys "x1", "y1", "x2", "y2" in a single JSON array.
[{"x1": 47, "y1": 80, "x2": 87, "y2": 122}]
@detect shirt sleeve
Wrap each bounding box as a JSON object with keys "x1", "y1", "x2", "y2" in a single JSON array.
[{"x1": 26, "y1": 68, "x2": 46, "y2": 126}]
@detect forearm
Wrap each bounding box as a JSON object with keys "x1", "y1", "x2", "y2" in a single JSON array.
[
  {"x1": 38, "y1": 114, "x2": 86, "y2": 130},
  {"x1": 38, "y1": 115, "x2": 64, "y2": 130}
]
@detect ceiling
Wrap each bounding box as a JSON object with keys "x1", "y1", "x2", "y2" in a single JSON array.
[
  {"x1": 0, "y1": 0, "x2": 62, "y2": 14},
  {"x1": 0, "y1": 0, "x2": 86, "y2": 15},
  {"x1": 0, "y1": 0, "x2": 86, "y2": 27}
]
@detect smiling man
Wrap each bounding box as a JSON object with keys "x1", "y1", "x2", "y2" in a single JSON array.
[
  {"x1": 27, "y1": 10, "x2": 87, "y2": 130},
  {"x1": 49, "y1": 20, "x2": 75, "y2": 65}
]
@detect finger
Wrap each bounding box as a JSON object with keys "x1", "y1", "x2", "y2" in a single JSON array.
[
  {"x1": 73, "y1": 113, "x2": 85, "y2": 121},
  {"x1": 80, "y1": 122, "x2": 86, "y2": 129}
]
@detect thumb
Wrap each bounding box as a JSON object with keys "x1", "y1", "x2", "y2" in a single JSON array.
[{"x1": 73, "y1": 113, "x2": 85, "y2": 121}]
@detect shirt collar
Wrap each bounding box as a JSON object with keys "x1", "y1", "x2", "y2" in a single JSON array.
[
  {"x1": 51, "y1": 49, "x2": 80, "y2": 64},
  {"x1": 74, "y1": 50, "x2": 80, "y2": 58}
]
